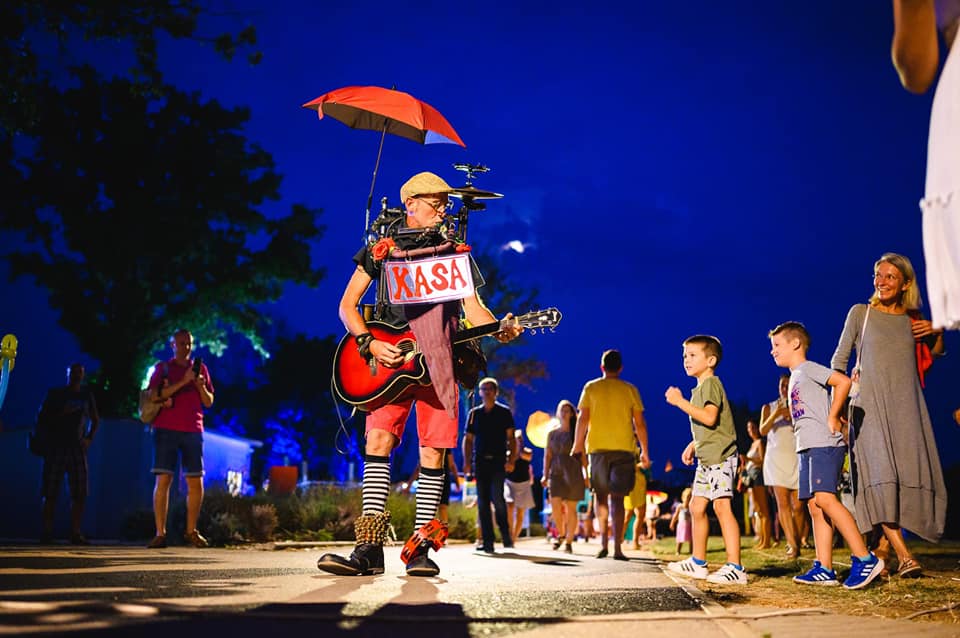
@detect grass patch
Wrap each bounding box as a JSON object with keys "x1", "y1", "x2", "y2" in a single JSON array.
[{"x1": 647, "y1": 536, "x2": 960, "y2": 624}]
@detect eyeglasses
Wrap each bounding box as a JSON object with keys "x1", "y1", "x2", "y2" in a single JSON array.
[{"x1": 415, "y1": 196, "x2": 453, "y2": 212}]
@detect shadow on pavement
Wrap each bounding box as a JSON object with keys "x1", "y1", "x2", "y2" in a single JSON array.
[
  {"x1": 0, "y1": 547, "x2": 223, "y2": 570},
  {"x1": 471, "y1": 550, "x2": 580, "y2": 566},
  {"x1": 14, "y1": 602, "x2": 484, "y2": 638}
]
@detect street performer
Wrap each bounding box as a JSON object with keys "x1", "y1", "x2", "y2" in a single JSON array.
[{"x1": 317, "y1": 171, "x2": 522, "y2": 577}]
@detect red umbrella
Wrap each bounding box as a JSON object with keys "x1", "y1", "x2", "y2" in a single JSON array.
[
  {"x1": 303, "y1": 86, "x2": 465, "y2": 146},
  {"x1": 303, "y1": 86, "x2": 466, "y2": 230}
]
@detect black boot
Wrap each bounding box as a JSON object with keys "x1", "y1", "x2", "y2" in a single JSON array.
[
  {"x1": 317, "y1": 511, "x2": 390, "y2": 576},
  {"x1": 404, "y1": 543, "x2": 439, "y2": 577},
  {"x1": 317, "y1": 542, "x2": 384, "y2": 576}
]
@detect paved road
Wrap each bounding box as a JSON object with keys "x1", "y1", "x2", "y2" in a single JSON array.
[{"x1": 0, "y1": 539, "x2": 955, "y2": 637}]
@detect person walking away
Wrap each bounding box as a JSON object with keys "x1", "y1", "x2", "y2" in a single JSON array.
[
  {"x1": 504, "y1": 432, "x2": 535, "y2": 541},
  {"x1": 572, "y1": 349, "x2": 650, "y2": 561}
]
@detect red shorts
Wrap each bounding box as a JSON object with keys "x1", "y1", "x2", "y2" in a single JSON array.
[{"x1": 365, "y1": 383, "x2": 458, "y2": 449}]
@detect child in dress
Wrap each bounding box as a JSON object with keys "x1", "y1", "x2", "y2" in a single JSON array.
[{"x1": 669, "y1": 487, "x2": 693, "y2": 554}]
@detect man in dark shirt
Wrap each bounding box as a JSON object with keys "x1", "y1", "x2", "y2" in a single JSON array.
[
  {"x1": 463, "y1": 377, "x2": 518, "y2": 553},
  {"x1": 38, "y1": 363, "x2": 99, "y2": 544}
]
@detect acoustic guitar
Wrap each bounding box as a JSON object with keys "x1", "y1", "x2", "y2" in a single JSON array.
[{"x1": 332, "y1": 308, "x2": 562, "y2": 411}]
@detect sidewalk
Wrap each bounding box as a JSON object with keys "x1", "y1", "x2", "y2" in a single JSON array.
[{"x1": 0, "y1": 537, "x2": 956, "y2": 637}]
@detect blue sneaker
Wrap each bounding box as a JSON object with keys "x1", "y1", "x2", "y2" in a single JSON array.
[
  {"x1": 793, "y1": 560, "x2": 839, "y2": 586},
  {"x1": 843, "y1": 553, "x2": 884, "y2": 590}
]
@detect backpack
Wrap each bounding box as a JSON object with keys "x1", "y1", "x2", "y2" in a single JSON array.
[
  {"x1": 28, "y1": 420, "x2": 50, "y2": 457},
  {"x1": 138, "y1": 362, "x2": 169, "y2": 424},
  {"x1": 28, "y1": 396, "x2": 56, "y2": 457}
]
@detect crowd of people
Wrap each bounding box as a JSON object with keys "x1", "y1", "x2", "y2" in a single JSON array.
[
  {"x1": 531, "y1": 252, "x2": 948, "y2": 593},
  {"x1": 34, "y1": 169, "x2": 951, "y2": 597}
]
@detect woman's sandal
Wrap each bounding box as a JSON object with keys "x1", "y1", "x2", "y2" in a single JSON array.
[{"x1": 897, "y1": 557, "x2": 923, "y2": 578}]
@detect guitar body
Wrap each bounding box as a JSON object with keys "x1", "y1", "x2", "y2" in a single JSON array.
[
  {"x1": 332, "y1": 322, "x2": 429, "y2": 412},
  {"x1": 331, "y1": 308, "x2": 562, "y2": 412}
]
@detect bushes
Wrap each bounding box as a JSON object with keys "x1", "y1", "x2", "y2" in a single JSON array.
[{"x1": 122, "y1": 484, "x2": 494, "y2": 546}]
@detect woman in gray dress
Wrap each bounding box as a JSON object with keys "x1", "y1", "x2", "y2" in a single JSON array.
[
  {"x1": 831, "y1": 253, "x2": 946, "y2": 577},
  {"x1": 541, "y1": 399, "x2": 587, "y2": 553}
]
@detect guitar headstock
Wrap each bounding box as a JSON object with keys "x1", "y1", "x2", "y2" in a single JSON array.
[{"x1": 512, "y1": 308, "x2": 562, "y2": 334}]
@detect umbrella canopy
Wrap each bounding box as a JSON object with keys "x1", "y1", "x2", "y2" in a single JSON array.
[
  {"x1": 303, "y1": 85, "x2": 465, "y2": 147},
  {"x1": 303, "y1": 85, "x2": 466, "y2": 234},
  {"x1": 525, "y1": 411, "x2": 553, "y2": 449},
  {"x1": 646, "y1": 490, "x2": 669, "y2": 505}
]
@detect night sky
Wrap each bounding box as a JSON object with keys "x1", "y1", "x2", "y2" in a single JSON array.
[{"x1": 3, "y1": 1, "x2": 959, "y2": 472}]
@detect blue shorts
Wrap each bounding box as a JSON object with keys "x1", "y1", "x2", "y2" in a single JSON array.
[
  {"x1": 798, "y1": 446, "x2": 845, "y2": 501},
  {"x1": 152, "y1": 428, "x2": 204, "y2": 477}
]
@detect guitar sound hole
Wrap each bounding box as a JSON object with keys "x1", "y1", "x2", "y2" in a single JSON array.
[{"x1": 396, "y1": 339, "x2": 417, "y2": 362}]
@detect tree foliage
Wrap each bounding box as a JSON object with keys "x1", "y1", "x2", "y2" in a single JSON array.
[
  {"x1": 470, "y1": 249, "x2": 549, "y2": 407},
  {"x1": 1, "y1": 0, "x2": 259, "y2": 136},
  {"x1": 211, "y1": 331, "x2": 352, "y2": 483},
  {"x1": 3, "y1": 69, "x2": 324, "y2": 415}
]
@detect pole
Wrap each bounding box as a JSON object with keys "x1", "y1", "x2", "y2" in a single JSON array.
[{"x1": 365, "y1": 124, "x2": 388, "y2": 239}]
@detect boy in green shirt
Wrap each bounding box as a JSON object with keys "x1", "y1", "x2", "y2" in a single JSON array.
[{"x1": 664, "y1": 335, "x2": 746, "y2": 585}]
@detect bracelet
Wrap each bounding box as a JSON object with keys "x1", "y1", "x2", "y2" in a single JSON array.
[
  {"x1": 354, "y1": 332, "x2": 373, "y2": 347},
  {"x1": 356, "y1": 333, "x2": 374, "y2": 359}
]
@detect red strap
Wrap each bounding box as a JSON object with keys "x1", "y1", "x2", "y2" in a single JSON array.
[{"x1": 908, "y1": 310, "x2": 934, "y2": 388}]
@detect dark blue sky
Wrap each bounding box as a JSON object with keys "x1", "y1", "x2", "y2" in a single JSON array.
[{"x1": 3, "y1": 1, "x2": 959, "y2": 468}]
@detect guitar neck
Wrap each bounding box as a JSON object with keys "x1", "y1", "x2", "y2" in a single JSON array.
[{"x1": 453, "y1": 320, "x2": 506, "y2": 345}]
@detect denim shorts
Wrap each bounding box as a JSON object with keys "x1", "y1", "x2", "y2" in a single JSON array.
[
  {"x1": 152, "y1": 428, "x2": 204, "y2": 477},
  {"x1": 798, "y1": 446, "x2": 846, "y2": 501}
]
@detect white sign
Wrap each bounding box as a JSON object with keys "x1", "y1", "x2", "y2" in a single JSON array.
[{"x1": 384, "y1": 253, "x2": 475, "y2": 305}]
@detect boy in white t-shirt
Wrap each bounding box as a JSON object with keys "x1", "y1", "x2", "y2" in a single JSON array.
[{"x1": 769, "y1": 321, "x2": 884, "y2": 590}]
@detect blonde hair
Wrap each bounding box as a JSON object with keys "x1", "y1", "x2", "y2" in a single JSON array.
[
  {"x1": 681, "y1": 487, "x2": 692, "y2": 506},
  {"x1": 768, "y1": 321, "x2": 811, "y2": 351},
  {"x1": 869, "y1": 252, "x2": 922, "y2": 310}
]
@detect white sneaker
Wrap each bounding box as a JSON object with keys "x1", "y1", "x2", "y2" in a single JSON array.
[
  {"x1": 706, "y1": 563, "x2": 748, "y2": 585},
  {"x1": 667, "y1": 557, "x2": 709, "y2": 579}
]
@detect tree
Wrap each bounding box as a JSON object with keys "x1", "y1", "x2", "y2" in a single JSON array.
[
  {"x1": 211, "y1": 332, "x2": 350, "y2": 482},
  {"x1": 2, "y1": 69, "x2": 324, "y2": 415},
  {"x1": 470, "y1": 249, "x2": 549, "y2": 408},
  {"x1": 1, "y1": 0, "x2": 259, "y2": 136}
]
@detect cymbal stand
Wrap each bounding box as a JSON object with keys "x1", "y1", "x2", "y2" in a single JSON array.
[{"x1": 452, "y1": 163, "x2": 491, "y2": 244}]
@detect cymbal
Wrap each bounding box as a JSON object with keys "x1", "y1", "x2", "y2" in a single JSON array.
[{"x1": 449, "y1": 186, "x2": 503, "y2": 200}]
